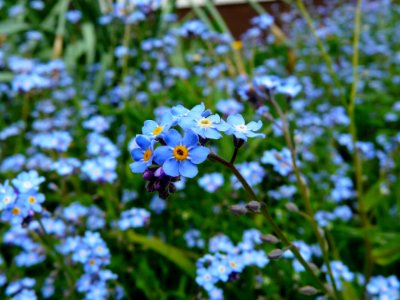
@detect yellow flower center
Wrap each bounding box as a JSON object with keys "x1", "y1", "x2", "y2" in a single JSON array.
[
  {"x1": 3, "y1": 196, "x2": 10, "y2": 204},
  {"x1": 173, "y1": 145, "x2": 189, "y2": 161},
  {"x1": 89, "y1": 259, "x2": 96, "y2": 265},
  {"x1": 152, "y1": 126, "x2": 163, "y2": 136},
  {"x1": 143, "y1": 149, "x2": 152, "y2": 161},
  {"x1": 229, "y1": 261, "x2": 237, "y2": 268},
  {"x1": 28, "y1": 196, "x2": 36, "y2": 204},
  {"x1": 197, "y1": 118, "x2": 212, "y2": 128},
  {"x1": 12, "y1": 207, "x2": 20, "y2": 215}
]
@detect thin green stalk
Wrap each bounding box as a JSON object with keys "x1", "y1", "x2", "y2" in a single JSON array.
[
  {"x1": 347, "y1": 0, "x2": 373, "y2": 293},
  {"x1": 208, "y1": 153, "x2": 329, "y2": 295},
  {"x1": 269, "y1": 97, "x2": 342, "y2": 300},
  {"x1": 293, "y1": 0, "x2": 344, "y2": 103},
  {"x1": 35, "y1": 218, "x2": 76, "y2": 294}
]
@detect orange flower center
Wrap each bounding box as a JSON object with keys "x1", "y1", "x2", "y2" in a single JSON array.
[
  {"x1": 173, "y1": 145, "x2": 189, "y2": 161},
  {"x1": 143, "y1": 149, "x2": 152, "y2": 161},
  {"x1": 12, "y1": 207, "x2": 20, "y2": 215}
]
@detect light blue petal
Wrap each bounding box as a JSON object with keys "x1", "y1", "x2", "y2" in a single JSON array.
[
  {"x1": 208, "y1": 114, "x2": 220, "y2": 123},
  {"x1": 164, "y1": 129, "x2": 182, "y2": 147},
  {"x1": 189, "y1": 146, "x2": 210, "y2": 164},
  {"x1": 154, "y1": 146, "x2": 172, "y2": 164},
  {"x1": 136, "y1": 135, "x2": 150, "y2": 150},
  {"x1": 216, "y1": 120, "x2": 230, "y2": 132},
  {"x1": 131, "y1": 148, "x2": 143, "y2": 161},
  {"x1": 190, "y1": 103, "x2": 205, "y2": 115},
  {"x1": 247, "y1": 120, "x2": 262, "y2": 131},
  {"x1": 233, "y1": 132, "x2": 248, "y2": 141},
  {"x1": 183, "y1": 130, "x2": 198, "y2": 147},
  {"x1": 179, "y1": 160, "x2": 198, "y2": 178},
  {"x1": 142, "y1": 120, "x2": 157, "y2": 135},
  {"x1": 204, "y1": 129, "x2": 222, "y2": 139},
  {"x1": 163, "y1": 158, "x2": 180, "y2": 177},
  {"x1": 130, "y1": 161, "x2": 147, "y2": 173},
  {"x1": 179, "y1": 117, "x2": 195, "y2": 129},
  {"x1": 227, "y1": 114, "x2": 245, "y2": 126}
]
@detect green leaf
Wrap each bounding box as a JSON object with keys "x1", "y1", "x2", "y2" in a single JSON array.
[
  {"x1": 372, "y1": 238, "x2": 400, "y2": 266},
  {"x1": 0, "y1": 21, "x2": 29, "y2": 35},
  {"x1": 364, "y1": 180, "x2": 386, "y2": 211},
  {"x1": 81, "y1": 23, "x2": 96, "y2": 65},
  {"x1": 0, "y1": 72, "x2": 14, "y2": 82},
  {"x1": 123, "y1": 231, "x2": 196, "y2": 277}
]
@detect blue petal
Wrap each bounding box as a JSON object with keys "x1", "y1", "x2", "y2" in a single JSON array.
[
  {"x1": 227, "y1": 114, "x2": 245, "y2": 126},
  {"x1": 183, "y1": 130, "x2": 198, "y2": 147},
  {"x1": 179, "y1": 117, "x2": 195, "y2": 129},
  {"x1": 131, "y1": 148, "x2": 143, "y2": 161},
  {"x1": 189, "y1": 146, "x2": 210, "y2": 164},
  {"x1": 164, "y1": 129, "x2": 182, "y2": 147},
  {"x1": 142, "y1": 120, "x2": 157, "y2": 135},
  {"x1": 247, "y1": 120, "x2": 262, "y2": 131},
  {"x1": 163, "y1": 158, "x2": 180, "y2": 177},
  {"x1": 179, "y1": 160, "x2": 198, "y2": 178},
  {"x1": 190, "y1": 103, "x2": 205, "y2": 115},
  {"x1": 154, "y1": 146, "x2": 172, "y2": 164},
  {"x1": 216, "y1": 120, "x2": 230, "y2": 132},
  {"x1": 208, "y1": 114, "x2": 220, "y2": 123},
  {"x1": 233, "y1": 132, "x2": 248, "y2": 141},
  {"x1": 204, "y1": 128, "x2": 222, "y2": 139},
  {"x1": 136, "y1": 135, "x2": 150, "y2": 150},
  {"x1": 130, "y1": 161, "x2": 147, "y2": 173}
]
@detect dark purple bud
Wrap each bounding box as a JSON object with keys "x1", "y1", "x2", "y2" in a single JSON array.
[
  {"x1": 143, "y1": 169, "x2": 155, "y2": 181},
  {"x1": 22, "y1": 210, "x2": 35, "y2": 228},
  {"x1": 228, "y1": 272, "x2": 240, "y2": 282},
  {"x1": 168, "y1": 183, "x2": 176, "y2": 194},
  {"x1": 229, "y1": 205, "x2": 248, "y2": 215},
  {"x1": 246, "y1": 201, "x2": 262, "y2": 213},
  {"x1": 146, "y1": 182, "x2": 156, "y2": 192}
]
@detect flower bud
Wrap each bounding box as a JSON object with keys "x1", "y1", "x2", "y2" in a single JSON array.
[
  {"x1": 229, "y1": 205, "x2": 248, "y2": 215},
  {"x1": 246, "y1": 201, "x2": 261, "y2": 213},
  {"x1": 143, "y1": 169, "x2": 155, "y2": 181},
  {"x1": 268, "y1": 249, "x2": 284, "y2": 260},
  {"x1": 261, "y1": 234, "x2": 280, "y2": 244},
  {"x1": 298, "y1": 286, "x2": 318, "y2": 296},
  {"x1": 285, "y1": 202, "x2": 299, "y2": 212}
]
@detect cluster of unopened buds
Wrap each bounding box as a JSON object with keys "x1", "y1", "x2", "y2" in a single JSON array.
[{"x1": 130, "y1": 103, "x2": 265, "y2": 198}]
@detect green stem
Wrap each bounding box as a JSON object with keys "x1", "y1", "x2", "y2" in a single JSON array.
[
  {"x1": 347, "y1": 0, "x2": 372, "y2": 294},
  {"x1": 269, "y1": 97, "x2": 341, "y2": 300},
  {"x1": 208, "y1": 153, "x2": 329, "y2": 295},
  {"x1": 293, "y1": 0, "x2": 344, "y2": 103},
  {"x1": 35, "y1": 218, "x2": 76, "y2": 294}
]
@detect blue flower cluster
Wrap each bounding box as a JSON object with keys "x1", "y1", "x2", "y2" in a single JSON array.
[
  {"x1": 198, "y1": 173, "x2": 224, "y2": 193},
  {"x1": 58, "y1": 231, "x2": 118, "y2": 300},
  {"x1": 130, "y1": 103, "x2": 264, "y2": 198},
  {"x1": 314, "y1": 205, "x2": 353, "y2": 227},
  {"x1": 196, "y1": 229, "x2": 269, "y2": 300},
  {"x1": 117, "y1": 208, "x2": 150, "y2": 230},
  {"x1": 5, "y1": 278, "x2": 37, "y2": 300},
  {"x1": 367, "y1": 275, "x2": 399, "y2": 299},
  {"x1": 0, "y1": 171, "x2": 45, "y2": 225},
  {"x1": 231, "y1": 162, "x2": 265, "y2": 190}
]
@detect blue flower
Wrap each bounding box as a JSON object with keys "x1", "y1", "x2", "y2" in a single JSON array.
[
  {"x1": 154, "y1": 129, "x2": 210, "y2": 178},
  {"x1": 11, "y1": 171, "x2": 45, "y2": 194},
  {"x1": 130, "y1": 135, "x2": 155, "y2": 173},
  {"x1": 225, "y1": 114, "x2": 265, "y2": 141},
  {"x1": 179, "y1": 103, "x2": 229, "y2": 140},
  {"x1": 142, "y1": 114, "x2": 173, "y2": 138},
  {"x1": 20, "y1": 193, "x2": 45, "y2": 213},
  {"x1": 0, "y1": 181, "x2": 17, "y2": 211}
]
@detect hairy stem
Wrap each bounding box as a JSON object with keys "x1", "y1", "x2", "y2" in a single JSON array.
[
  {"x1": 348, "y1": 0, "x2": 372, "y2": 294},
  {"x1": 208, "y1": 153, "x2": 329, "y2": 295},
  {"x1": 269, "y1": 97, "x2": 342, "y2": 300}
]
